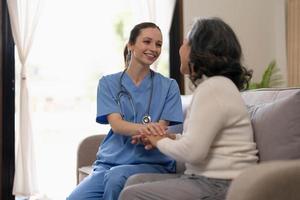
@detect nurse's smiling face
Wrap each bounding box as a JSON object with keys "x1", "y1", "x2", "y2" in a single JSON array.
[{"x1": 128, "y1": 27, "x2": 162, "y2": 67}]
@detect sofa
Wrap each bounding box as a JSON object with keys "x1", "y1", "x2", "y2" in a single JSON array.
[{"x1": 76, "y1": 88, "x2": 300, "y2": 200}]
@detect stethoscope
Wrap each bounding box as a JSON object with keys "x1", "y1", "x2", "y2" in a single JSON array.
[{"x1": 116, "y1": 68, "x2": 154, "y2": 124}]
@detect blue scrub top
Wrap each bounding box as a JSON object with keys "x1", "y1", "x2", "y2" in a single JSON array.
[{"x1": 95, "y1": 71, "x2": 183, "y2": 171}]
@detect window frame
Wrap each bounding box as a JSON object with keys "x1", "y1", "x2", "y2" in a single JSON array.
[{"x1": 0, "y1": 1, "x2": 183, "y2": 198}]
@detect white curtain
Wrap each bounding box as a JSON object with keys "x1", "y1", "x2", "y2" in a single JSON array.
[
  {"x1": 7, "y1": 0, "x2": 42, "y2": 197},
  {"x1": 129, "y1": 0, "x2": 177, "y2": 70},
  {"x1": 129, "y1": 0, "x2": 176, "y2": 35}
]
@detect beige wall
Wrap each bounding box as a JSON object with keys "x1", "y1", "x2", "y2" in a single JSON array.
[{"x1": 183, "y1": 0, "x2": 287, "y2": 93}]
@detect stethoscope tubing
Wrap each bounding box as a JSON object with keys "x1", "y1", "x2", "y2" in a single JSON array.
[{"x1": 116, "y1": 68, "x2": 154, "y2": 123}]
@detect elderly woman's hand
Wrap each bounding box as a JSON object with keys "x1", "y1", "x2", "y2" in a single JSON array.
[{"x1": 131, "y1": 123, "x2": 167, "y2": 149}]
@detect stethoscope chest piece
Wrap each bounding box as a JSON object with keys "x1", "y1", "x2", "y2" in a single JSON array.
[{"x1": 142, "y1": 115, "x2": 151, "y2": 124}]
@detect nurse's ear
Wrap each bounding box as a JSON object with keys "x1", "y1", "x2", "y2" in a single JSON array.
[
  {"x1": 124, "y1": 45, "x2": 132, "y2": 67},
  {"x1": 127, "y1": 43, "x2": 134, "y2": 57},
  {"x1": 127, "y1": 50, "x2": 131, "y2": 60}
]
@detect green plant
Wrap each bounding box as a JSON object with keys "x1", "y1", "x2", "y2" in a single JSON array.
[{"x1": 248, "y1": 60, "x2": 285, "y2": 89}]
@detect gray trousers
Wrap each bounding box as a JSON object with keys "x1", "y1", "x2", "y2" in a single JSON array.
[{"x1": 119, "y1": 173, "x2": 231, "y2": 200}]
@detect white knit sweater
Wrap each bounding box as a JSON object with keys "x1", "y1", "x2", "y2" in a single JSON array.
[{"x1": 157, "y1": 76, "x2": 258, "y2": 179}]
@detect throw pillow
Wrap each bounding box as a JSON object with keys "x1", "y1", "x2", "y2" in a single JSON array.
[{"x1": 247, "y1": 91, "x2": 300, "y2": 162}]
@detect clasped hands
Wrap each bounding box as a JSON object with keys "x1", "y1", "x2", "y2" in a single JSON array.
[{"x1": 131, "y1": 123, "x2": 168, "y2": 150}]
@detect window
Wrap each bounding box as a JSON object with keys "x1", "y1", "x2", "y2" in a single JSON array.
[{"x1": 14, "y1": 0, "x2": 173, "y2": 199}]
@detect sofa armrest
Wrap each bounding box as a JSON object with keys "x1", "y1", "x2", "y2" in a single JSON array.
[
  {"x1": 76, "y1": 134, "x2": 106, "y2": 183},
  {"x1": 226, "y1": 160, "x2": 300, "y2": 200}
]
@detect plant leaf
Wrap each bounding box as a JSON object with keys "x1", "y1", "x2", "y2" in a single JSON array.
[
  {"x1": 260, "y1": 60, "x2": 276, "y2": 88},
  {"x1": 248, "y1": 60, "x2": 285, "y2": 90}
]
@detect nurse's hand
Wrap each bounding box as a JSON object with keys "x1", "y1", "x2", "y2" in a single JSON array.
[
  {"x1": 131, "y1": 123, "x2": 167, "y2": 149},
  {"x1": 131, "y1": 134, "x2": 154, "y2": 150},
  {"x1": 139, "y1": 123, "x2": 168, "y2": 136},
  {"x1": 131, "y1": 134, "x2": 143, "y2": 145},
  {"x1": 131, "y1": 122, "x2": 166, "y2": 143}
]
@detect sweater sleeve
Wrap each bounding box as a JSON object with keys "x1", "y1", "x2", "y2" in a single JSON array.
[{"x1": 157, "y1": 80, "x2": 228, "y2": 164}]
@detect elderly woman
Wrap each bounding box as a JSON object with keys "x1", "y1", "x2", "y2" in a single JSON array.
[{"x1": 119, "y1": 17, "x2": 258, "y2": 200}]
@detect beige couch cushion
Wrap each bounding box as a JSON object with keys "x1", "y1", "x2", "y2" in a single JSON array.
[{"x1": 78, "y1": 166, "x2": 92, "y2": 182}]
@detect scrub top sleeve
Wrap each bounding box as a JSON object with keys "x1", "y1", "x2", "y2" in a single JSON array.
[
  {"x1": 96, "y1": 77, "x2": 121, "y2": 124},
  {"x1": 161, "y1": 80, "x2": 183, "y2": 126}
]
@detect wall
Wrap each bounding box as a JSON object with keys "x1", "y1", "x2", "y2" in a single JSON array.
[{"x1": 183, "y1": 0, "x2": 287, "y2": 93}]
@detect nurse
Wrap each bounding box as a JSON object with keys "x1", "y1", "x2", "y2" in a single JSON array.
[{"x1": 67, "y1": 22, "x2": 183, "y2": 200}]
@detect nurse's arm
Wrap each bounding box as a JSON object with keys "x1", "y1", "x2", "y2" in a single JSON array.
[
  {"x1": 107, "y1": 113, "x2": 145, "y2": 136},
  {"x1": 107, "y1": 113, "x2": 167, "y2": 137},
  {"x1": 158, "y1": 119, "x2": 169, "y2": 127}
]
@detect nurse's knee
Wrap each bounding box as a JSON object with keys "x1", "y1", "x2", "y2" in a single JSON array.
[
  {"x1": 66, "y1": 193, "x2": 77, "y2": 200},
  {"x1": 104, "y1": 168, "x2": 127, "y2": 188},
  {"x1": 67, "y1": 183, "x2": 86, "y2": 200},
  {"x1": 67, "y1": 172, "x2": 104, "y2": 200},
  {"x1": 66, "y1": 188, "x2": 85, "y2": 200}
]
